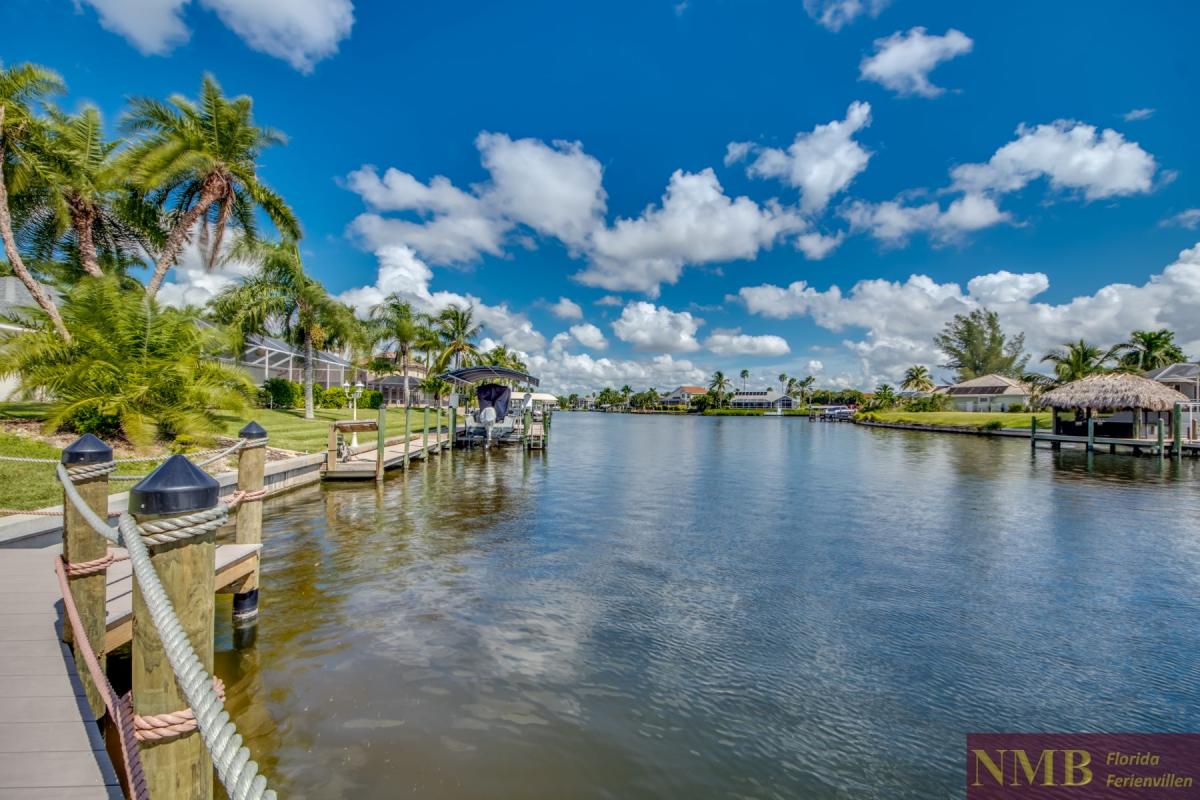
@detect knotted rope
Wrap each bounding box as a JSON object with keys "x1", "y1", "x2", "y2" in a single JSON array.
[
  {"x1": 223, "y1": 487, "x2": 268, "y2": 510},
  {"x1": 62, "y1": 550, "x2": 129, "y2": 577},
  {"x1": 130, "y1": 677, "x2": 227, "y2": 742},
  {"x1": 66, "y1": 460, "x2": 117, "y2": 481},
  {"x1": 137, "y1": 505, "x2": 230, "y2": 546}
]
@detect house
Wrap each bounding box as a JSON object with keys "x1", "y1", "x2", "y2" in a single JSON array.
[
  {"x1": 221, "y1": 333, "x2": 354, "y2": 389},
  {"x1": 0, "y1": 277, "x2": 60, "y2": 401},
  {"x1": 729, "y1": 388, "x2": 801, "y2": 410},
  {"x1": 934, "y1": 374, "x2": 1030, "y2": 411},
  {"x1": 1143, "y1": 363, "x2": 1200, "y2": 400},
  {"x1": 364, "y1": 357, "x2": 430, "y2": 406},
  {"x1": 661, "y1": 385, "x2": 707, "y2": 407}
]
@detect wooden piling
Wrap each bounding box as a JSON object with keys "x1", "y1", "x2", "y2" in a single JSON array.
[
  {"x1": 423, "y1": 406, "x2": 430, "y2": 454},
  {"x1": 60, "y1": 434, "x2": 114, "y2": 718},
  {"x1": 1157, "y1": 418, "x2": 1165, "y2": 458},
  {"x1": 1173, "y1": 402, "x2": 1183, "y2": 458},
  {"x1": 449, "y1": 404, "x2": 457, "y2": 449},
  {"x1": 233, "y1": 422, "x2": 266, "y2": 625},
  {"x1": 524, "y1": 407, "x2": 533, "y2": 449},
  {"x1": 1086, "y1": 417, "x2": 1095, "y2": 452},
  {"x1": 403, "y1": 405, "x2": 411, "y2": 468},
  {"x1": 130, "y1": 456, "x2": 219, "y2": 800},
  {"x1": 375, "y1": 404, "x2": 386, "y2": 483},
  {"x1": 1030, "y1": 415, "x2": 1037, "y2": 449}
]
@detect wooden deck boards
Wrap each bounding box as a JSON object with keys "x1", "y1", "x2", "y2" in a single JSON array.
[
  {"x1": 324, "y1": 430, "x2": 453, "y2": 480},
  {"x1": 0, "y1": 550, "x2": 120, "y2": 799}
]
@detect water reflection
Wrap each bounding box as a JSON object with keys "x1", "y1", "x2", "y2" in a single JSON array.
[{"x1": 214, "y1": 416, "x2": 1200, "y2": 799}]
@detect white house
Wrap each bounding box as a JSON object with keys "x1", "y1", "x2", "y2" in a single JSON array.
[
  {"x1": 934, "y1": 374, "x2": 1030, "y2": 411},
  {"x1": 1143, "y1": 363, "x2": 1200, "y2": 400},
  {"x1": 729, "y1": 388, "x2": 800, "y2": 410},
  {"x1": 661, "y1": 385, "x2": 707, "y2": 407}
]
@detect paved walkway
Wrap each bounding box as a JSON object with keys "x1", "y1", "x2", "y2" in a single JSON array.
[{"x1": 0, "y1": 549, "x2": 120, "y2": 799}]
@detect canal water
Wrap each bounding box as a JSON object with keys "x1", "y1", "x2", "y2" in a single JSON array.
[{"x1": 213, "y1": 414, "x2": 1200, "y2": 799}]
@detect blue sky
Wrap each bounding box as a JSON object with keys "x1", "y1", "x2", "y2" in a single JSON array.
[{"x1": 5, "y1": 0, "x2": 1199, "y2": 392}]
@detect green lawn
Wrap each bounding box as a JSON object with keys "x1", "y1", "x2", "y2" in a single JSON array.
[
  {"x1": 214, "y1": 406, "x2": 449, "y2": 453},
  {"x1": 861, "y1": 410, "x2": 1052, "y2": 429},
  {"x1": 0, "y1": 403, "x2": 450, "y2": 511}
]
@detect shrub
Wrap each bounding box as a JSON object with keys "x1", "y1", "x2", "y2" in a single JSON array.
[
  {"x1": 321, "y1": 386, "x2": 347, "y2": 409},
  {"x1": 62, "y1": 407, "x2": 123, "y2": 439},
  {"x1": 261, "y1": 378, "x2": 302, "y2": 408},
  {"x1": 361, "y1": 389, "x2": 383, "y2": 409},
  {"x1": 1006, "y1": 403, "x2": 1026, "y2": 414},
  {"x1": 903, "y1": 394, "x2": 952, "y2": 412},
  {"x1": 980, "y1": 420, "x2": 1004, "y2": 431},
  {"x1": 312, "y1": 383, "x2": 325, "y2": 408}
]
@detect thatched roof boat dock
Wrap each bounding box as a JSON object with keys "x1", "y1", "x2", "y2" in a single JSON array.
[{"x1": 1033, "y1": 372, "x2": 1197, "y2": 456}]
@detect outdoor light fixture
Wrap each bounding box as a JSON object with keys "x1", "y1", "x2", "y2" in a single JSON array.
[{"x1": 345, "y1": 380, "x2": 366, "y2": 446}]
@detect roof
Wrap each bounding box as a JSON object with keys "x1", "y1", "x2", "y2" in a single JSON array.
[
  {"x1": 1040, "y1": 372, "x2": 1190, "y2": 411},
  {"x1": 439, "y1": 365, "x2": 540, "y2": 387},
  {"x1": 1143, "y1": 363, "x2": 1200, "y2": 382},
  {"x1": 672, "y1": 385, "x2": 707, "y2": 395},
  {"x1": 937, "y1": 373, "x2": 1028, "y2": 396},
  {"x1": 732, "y1": 388, "x2": 780, "y2": 398},
  {"x1": 366, "y1": 375, "x2": 421, "y2": 388}
]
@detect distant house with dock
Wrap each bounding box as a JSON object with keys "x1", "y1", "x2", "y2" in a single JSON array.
[
  {"x1": 730, "y1": 388, "x2": 800, "y2": 410},
  {"x1": 662, "y1": 385, "x2": 707, "y2": 407}
]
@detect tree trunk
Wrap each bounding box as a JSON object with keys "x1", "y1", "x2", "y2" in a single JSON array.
[
  {"x1": 0, "y1": 106, "x2": 70, "y2": 341},
  {"x1": 145, "y1": 173, "x2": 225, "y2": 299},
  {"x1": 71, "y1": 202, "x2": 104, "y2": 278},
  {"x1": 402, "y1": 345, "x2": 410, "y2": 408},
  {"x1": 304, "y1": 331, "x2": 315, "y2": 420}
]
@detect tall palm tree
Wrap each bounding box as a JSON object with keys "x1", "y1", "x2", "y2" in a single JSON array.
[
  {"x1": 710, "y1": 370, "x2": 731, "y2": 406},
  {"x1": 901, "y1": 365, "x2": 935, "y2": 393},
  {"x1": 740, "y1": 368, "x2": 750, "y2": 390},
  {"x1": 1040, "y1": 339, "x2": 1118, "y2": 383},
  {"x1": 778, "y1": 372, "x2": 788, "y2": 396},
  {"x1": 211, "y1": 238, "x2": 352, "y2": 419},
  {"x1": 435, "y1": 304, "x2": 482, "y2": 370},
  {"x1": 18, "y1": 106, "x2": 156, "y2": 280},
  {"x1": 122, "y1": 74, "x2": 300, "y2": 298},
  {"x1": 620, "y1": 384, "x2": 632, "y2": 402},
  {"x1": 873, "y1": 383, "x2": 897, "y2": 407},
  {"x1": 370, "y1": 294, "x2": 421, "y2": 407},
  {"x1": 1116, "y1": 329, "x2": 1186, "y2": 372},
  {"x1": 0, "y1": 61, "x2": 69, "y2": 339},
  {"x1": 798, "y1": 375, "x2": 815, "y2": 405}
]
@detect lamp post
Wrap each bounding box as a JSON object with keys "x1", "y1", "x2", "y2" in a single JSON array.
[{"x1": 344, "y1": 380, "x2": 365, "y2": 446}]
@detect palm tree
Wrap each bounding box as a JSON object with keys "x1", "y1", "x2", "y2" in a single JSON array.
[
  {"x1": 778, "y1": 372, "x2": 788, "y2": 396},
  {"x1": 785, "y1": 376, "x2": 798, "y2": 398},
  {"x1": 418, "y1": 374, "x2": 451, "y2": 410},
  {"x1": 1116, "y1": 329, "x2": 1186, "y2": 372},
  {"x1": 434, "y1": 303, "x2": 481, "y2": 370},
  {"x1": 740, "y1": 368, "x2": 750, "y2": 390},
  {"x1": 0, "y1": 277, "x2": 252, "y2": 446},
  {"x1": 901, "y1": 365, "x2": 935, "y2": 393},
  {"x1": 1040, "y1": 339, "x2": 1118, "y2": 383},
  {"x1": 370, "y1": 294, "x2": 421, "y2": 407},
  {"x1": 873, "y1": 383, "x2": 897, "y2": 408},
  {"x1": 0, "y1": 61, "x2": 69, "y2": 339},
  {"x1": 18, "y1": 106, "x2": 155, "y2": 280},
  {"x1": 798, "y1": 375, "x2": 815, "y2": 405},
  {"x1": 122, "y1": 74, "x2": 300, "y2": 298},
  {"x1": 620, "y1": 384, "x2": 632, "y2": 403},
  {"x1": 710, "y1": 370, "x2": 731, "y2": 406},
  {"x1": 211, "y1": 238, "x2": 352, "y2": 419}
]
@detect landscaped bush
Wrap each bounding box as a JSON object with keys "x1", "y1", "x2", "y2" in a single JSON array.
[
  {"x1": 980, "y1": 420, "x2": 1005, "y2": 431},
  {"x1": 703, "y1": 408, "x2": 765, "y2": 416},
  {"x1": 260, "y1": 378, "x2": 303, "y2": 408},
  {"x1": 312, "y1": 383, "x2": 325, "y2": 408},
  {"x1": 903, "y1": 394, "x2": 952, "y2": 412},
  {"x1": 62, "y1": 406, "x2": 123, "y2": 439},
  {"x1": 320, "y1": 386, "x2": 347, "y2": 409},
  {"x1": 361, "y1": 389, "x2": 383, "y2": 409}
]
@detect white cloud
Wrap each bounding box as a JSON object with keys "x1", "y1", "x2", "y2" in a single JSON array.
[
  {"x1": 200, "y1": 0, "x2": 354, "y2": 73},
  {"x1": 803, "y1": 0, "x2": 890, "y2": 32},
  {"x1": 337, "y1": 245, "x2": 545, "y2": 353},
  {"x1": 528, "y1": 350, "x2": 707, "y2": 395},
  {"x1": 844, "y1": 192, "x2": 1010, "y2": 244},
  {"x1": 568, "y1": 323, "x2": 608, "y2": 350},
  {"x1": 77, "y1": 0, "x2": 353, "y2": 72},
  {"x1": 611, "y1": 301, "x2": 703, "y2": 353},
  {"x1": 806, "y1": 360, "x2": 825, "y2": 374},
  {"x1": 796, "y1": 231, "x2": 846, "y2": 259},
  {"x1": 738, "y1": 244, "x2": 1200, "y2": 385},
  {"x1": 1161, "y1": 209, "x2": 1200, "y2": 230},
  {"x1": 729, "y1": 101, "x2": 872, "y2": 212},
  {"x1": 157, "y1": 235, "x2": 256, "y2": 308},
  {"x1": 78, "y1": 0, "x2": 190, "y2": 54},
  {"x1": 950, "y1": 120, "x2": 1159, "y2": 200},
  {"x1": 860, "y1": 27, "x2": 973, "y2": 98},
  {"x1": 549, "y1": 297, "x2": 583, "y2": 319},
  {"x1": 581, "y1": 169, "x2": 804, "y2": 294},
  {"x1": 704, "y1": 329, "x2": 790, "y2": 356},
  {"x1": 594, "y1": 295, "x2": 624, "y2": 307},
  {"x1": 1123, "y1": 108, "x2": 1155, "y2": 122}
]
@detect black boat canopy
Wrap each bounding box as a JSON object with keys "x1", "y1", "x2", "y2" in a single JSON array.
[{"x1": 439, "y1": 366, "x2": 540, "y2": 387}]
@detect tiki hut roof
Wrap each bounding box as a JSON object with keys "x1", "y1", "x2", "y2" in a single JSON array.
[{"x1": 1039, "y1": 372, "x2": 1189, "y2": 411}]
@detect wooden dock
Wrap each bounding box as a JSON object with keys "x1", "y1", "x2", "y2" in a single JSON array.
[
  {"x1": 0, "y1": 549, "x2": 121, "y2": 799},
  {"x1": 324, "y1": 429, "x2": 454, "y2": 480}
]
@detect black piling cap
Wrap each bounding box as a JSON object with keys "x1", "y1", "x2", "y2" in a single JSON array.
[
  {"x1": 238, "y1": 421, "x2": 268, "y2": 440},
  {"x1": 129, "y1": 455, "x2": 219, "y2": 516},
  {"x1": 61, "y1": 433, "x2": 113, "y2": 465}
]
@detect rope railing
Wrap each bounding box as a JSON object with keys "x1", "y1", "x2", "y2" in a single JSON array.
[{"x1": 57, "y1": 461, "x2": 277, "y2": 800}]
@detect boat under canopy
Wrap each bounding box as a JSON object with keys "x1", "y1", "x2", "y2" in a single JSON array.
[{"x1": 440, "y1": 366, "x2": 540, "y2": 387}]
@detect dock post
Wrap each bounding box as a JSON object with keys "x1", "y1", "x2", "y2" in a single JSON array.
[
  {"x1": 60, "y1": 433, "x2": 114, "y2": 718},
  {"x1": 1173, "y1": 402, "x2": 1183, "y2": 458},
  {"x1": 233, "y1": 422, "x2": 267, "y2": 626},
  {"x1": 326, "y1": 422, "x2": 337, "y2": 471},
  {"x1": 1030, "y1": 416, "x2": 1037, "y2": 449},
  {"x1": 376, "y1": 403, "x2": 386, "y2": 483},
  {"x1": 450, "y1": 404, "x2": 457, "y2": 449},
  {"x1": 423, "y1": 406, "x2": 430, "y2": 455},
  {"x1": 1157, "y1": 418, "x2": 1165, "y2": 459},
  {"x1": 403, "y1": 405, "x2": 411, "y2": 469},
  {"x1": 545, "y1": 411, "x2": 551, "y2": 446},
  {"x1": 129, "y1": 456, "x2": 220, "y2": 800},
  {"x1": 1086, "y1": 417, "x2": 1094, "y2": 452},
  {"x1": 524, "y1": 407, "x2": 533, "y2": 449}
]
